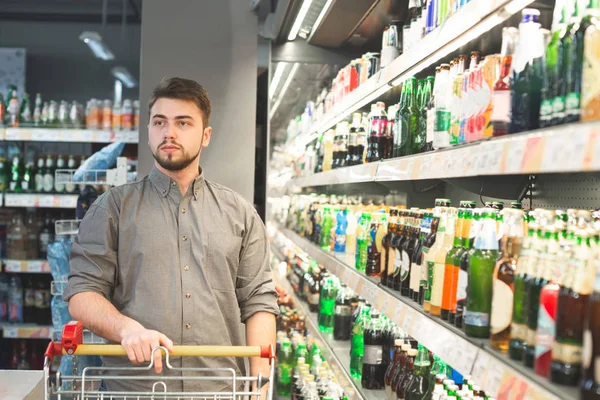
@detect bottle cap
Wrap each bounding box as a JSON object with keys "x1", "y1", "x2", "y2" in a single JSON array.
[
  {"x1": 408, "y1": 349, "x2": 418, "y2": 356},
  {"x1": 401, "y1": 344, "x2": 412, "y2": 351},
  {"x1": 394, "y1": 339, "x2": 404, "y2": 346}
]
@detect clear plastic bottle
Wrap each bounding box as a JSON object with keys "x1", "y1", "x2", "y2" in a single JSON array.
[{"x1": 8, "y1": 275, "x2": 23, "y2": 323}]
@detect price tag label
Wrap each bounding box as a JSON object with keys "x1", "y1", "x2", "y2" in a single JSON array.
[
  {"x1": 393, "y1": 305, "x2": 408, "y2": 327},
  {"x1": 27, "y1": 261, "x2": 43, "y2": 273},
  {"x1": 96, "y1": 130, "x2": 110, "y2": 142},
  {"x1": 62, "y1": 130, "x2": 76, "y2": 142},
  {"x1": 5, "y1": 260, "x2": 22, "y2": 272},
  {"x1": 504, "y1": 139, "x2": 526, "y2": 174},
  {"x1": 127, "y1": 131, "x2": 139, "y2": 143},
  {"x1": 484, "y1": 359, "x2": 507, "y2": 398},
  {"x1": 375, "y1": 290, "x2": 386, "y2": 311},
  {"x1": 403, "y1": 310, "x2": 414, "y2": 334},
  {"x1": 3, "y1": 327, "x2": 18, "y2": 338},
  {"x1": 39, "y1": 196, "x2": 54, "y2": 208},
  {"x1": 542, "y1": 128, "x2": 587, "y2": 173}
]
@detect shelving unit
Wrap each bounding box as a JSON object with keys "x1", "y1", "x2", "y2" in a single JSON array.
[
  {"x1": 271, "y1": 227, "x2": 578, "y2": 400},
  {"x1": 1, "y1": 324, "x2": 53, "y2": 340},
  {"x1": 286, "y1": 0, "x2": 536, "y2": 151},
  {"x1": 287, "y1": 121, "x2": 600, "y2": 189},
  {"x1": 3, "y1": 193, "x2": 78, "y2": 209},
  {"x1": 1, "y1": 128, "x2": 139, "y2": 143},
  {"x1": 271, "y1": 246, "x2": 386, "y2": 400},
  {"x1": 3, "y1": 260, "x2": 50, "y2": 273}
]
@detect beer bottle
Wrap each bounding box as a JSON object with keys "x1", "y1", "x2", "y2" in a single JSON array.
[
  {"x1": 581, "y1": 0, "x2": 600, "y2": 121},
  {"x1": 33, "y1": 93, "x2": 42, "y2": 127},
  {"x1": 385, "y1": 105, "x2": 397, "y2": 159},
  {"x1": 391, "y1": 210, "x2": 407, "y2": 290},
  {"x1": 409, "y1": 79, "x2": 423, "y2": 155},
  {"x1": 492, "y1": 27, "x2": 519, "y2": 136},
  {"x1": 441, "y1": 205, "x2": 465, "y2": 320},
  {"x1": 366, "y1": 213, "x2": 385, "y2": 277},
  {"x1": 385, "y1": 340, "x2": 405, "y2": 398},
  {"x1": 405, "y1": 344, "x2": 431, "y2": 400},
  {"x1": 401, "y1": 211, "x2": 419, "y2": 298},
  {"x1": 0, "y1": 158, "x2": 7, "y2": 191},
  {"x1": 397, "y1": 78, "x2": 415, "y2": 157},
  {"x1": 276, "y1": 339, "x2": 293, "y2": 396},
  {"x1": 542, "y1": 2, "x2": 568, "y2": 127},
  {"x1": 409, "y1": 211, "x2": 424, "y2": 302},
  {"x1": 464, "y1": 209, "x2": 499, "y2": 338},
  {"x1": 581, "y1": 231, "x2": 600, "y2": 398},
  {"x1": 396, "y1": 348, "x2": 417, "y2": 400},
  {"x1": 524, "y1": 210, "x2": 554, "y2": 366},
  {"x1": 551, "y1": 213, "x2": 594, "y2": 386},
  {"x1": 454, "y1": 204, "x2": 477, "y2": 327},
  {"x1": 54, "y1": 155, "x2": 66, "y2": 193},
  {"x1": 421, "y1": 76, "x2": 434, "y2": 152},
  {"x1": 9, "y1": 155, "x2": 23, "y2": 193},
  {"x1": 422, "y1": 200, "x2": 447, "y2": 312},
  {"x1": 382, "y1": 208, "x2": 399, "y2": 287},
  {"x1": 431, "y1": 207, "x2": 457, "y2": 317},
  {"x1": 509, "y1": 9, "x2": 545, "y2": 134},
  {"x1": 490, "y1": 209, "x2": 525, "y2": 352},
  {"x1": 43, "y1": 155, "x2": 55, "y2": 193},
  {"x1": 535, "y1": 220, "x2": 569, "y2": 377},
  {"x1": 19, "y1": 93, "x2": 32, "y2": 127},
  {"x1": 418, "y1": 211, "x2": 433, "y2": 305},
  {"x1": 21, "y1": 162, "x2": 32, "y2": 193},
  {"x1": 509, "y1": 211, "x2": 536, "y2": 360}
]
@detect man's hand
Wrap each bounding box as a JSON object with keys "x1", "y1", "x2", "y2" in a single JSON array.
[{"x1": 120, "y1": 324, "x2": 174, "y2": 373}]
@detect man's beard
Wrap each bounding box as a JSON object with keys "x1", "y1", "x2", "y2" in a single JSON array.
[{"x1": 152, "y1": 143, "x2": 201, "y2": 171}]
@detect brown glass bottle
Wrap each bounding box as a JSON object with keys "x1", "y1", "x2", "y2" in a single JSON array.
[
  {"x1": 392, "y1": 211, "x2": 409, "y2": 291},
  {"x1": 581, "y1": 249, "x2": 600, "y2": 400},
  {"x1": 382, "y1": 208, "x2": 399, "y2": 287}
]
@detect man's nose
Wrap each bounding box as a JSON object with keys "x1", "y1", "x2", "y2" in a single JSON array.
[{"x1": 163, "y1": 124, "x2": 177, "y2": 140}]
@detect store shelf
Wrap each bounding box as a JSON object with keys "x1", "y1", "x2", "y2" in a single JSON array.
[
  {"x1": 4, "y1": 193, "x2": 78, "y2": 208},
  {"x1": 288, "y1": 121, "x2": 600, "y2": 189},
  {"x1": 3, "y1": 260, "x2": 50, "y2": 273},
  {"x1": 1, "y1": 324, "x2": 54, "y2": 339},
  {"x1": 286, "y1": 0, "x2": 536, "y2": 149},
  {"x1": 274, "y1": 228, "x2": 578, "y2": 400},
  {"x1": 271, "y1": 256, "x2": 386, "y2": 400},
  {"x1": 2, "y1": 128, "x2": 139, "y2": 143}
]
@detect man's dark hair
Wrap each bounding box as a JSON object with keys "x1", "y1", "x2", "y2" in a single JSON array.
[{"x1": 149, "y1": 77, "x2": 212, "y2": 127}]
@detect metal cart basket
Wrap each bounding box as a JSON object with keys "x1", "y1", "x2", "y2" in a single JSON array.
[{"x1": 44, "y1": 321, "x2": 275, "y2": 400}]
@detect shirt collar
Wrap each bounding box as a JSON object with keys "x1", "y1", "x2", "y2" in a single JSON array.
[{"x1": 149, "y1": 165, "x2": 205, "y2": 200}]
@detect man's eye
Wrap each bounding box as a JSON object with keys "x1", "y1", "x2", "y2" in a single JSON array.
[
  {"x1": 153, "y1": 120, "x2": 164, "y2": 126},
  {"x1": 179, "y1": 121, "x2": 188, "y2": 127}
]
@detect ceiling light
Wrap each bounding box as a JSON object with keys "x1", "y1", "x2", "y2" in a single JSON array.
[
  {"x1": 288, "y1": 0, "x2": 314, "y2": 41},
  {"x1": 79, "y1": 31, "x2": 115, "y2": 61},
  {"x1": 309, "y1": 0, "x2": 333, "y2": 38},
  {"x1": 269, "y1": 62, "x2": 287, "y2": 100},
  {"x1": 270, "y1": 63, "x2": 299, "y2": 120},
  {"x1": 111, "y1": 66, "x2": 137, "y2": 88}
]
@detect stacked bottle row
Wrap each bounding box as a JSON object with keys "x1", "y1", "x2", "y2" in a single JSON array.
[
  {"x1": 0, "y1": 339, "x2": 47, "y2": 370},
  {"x1": 0, "y1": 85, "x2": 140, "y2": 131},
  {"x1": 275, "y1": 284, "x2": 350, "y2": 400},
  {"x1": 280, "y1": 242, "x2": 497, "y2": 399},
  {"x1": 0, "y1": 274, "x2": 52, "y2": 325},
  {"x1": 291, "y1": 3, "x2": 600, "y2": 179}
]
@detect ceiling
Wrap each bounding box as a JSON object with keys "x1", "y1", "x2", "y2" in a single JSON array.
[{"x1": 0, "y1": 0, "x2": 142, "y2": 23}]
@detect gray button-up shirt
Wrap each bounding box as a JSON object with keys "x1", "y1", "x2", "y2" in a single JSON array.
[{"x1": 63, "y1": 166, "x2": 279, "y2": 394}]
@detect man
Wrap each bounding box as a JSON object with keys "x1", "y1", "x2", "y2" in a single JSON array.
[{"x1": 63, "y1": 77, "x2": 278, "y2": 396}]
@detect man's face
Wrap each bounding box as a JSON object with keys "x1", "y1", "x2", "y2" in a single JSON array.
[{"x1": 148, "y1": 98, "x2": 212, "y2": 171}]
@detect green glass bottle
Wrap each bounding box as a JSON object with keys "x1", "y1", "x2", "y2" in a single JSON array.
[
  {"x1": 350, "y1": 303, "x2": 372, "y2": 379},
  {"x1": 357, "y1": 213, "x2": 372, "y2": 272},
  {"x1": 409, "y1": 79, "x2": 422, "y2": 155},
  {"x1": 399, "y1": 78, "x2": 416, "y2": 157},
  {"x1": 19, "y1": 93, "x2": 32, "y2": 126},
  {"x1": 464, "y1": 210, "x2": 499, "y2": 338},
  {"x1": 560, "y1": 1, "x2": 581, "y2": 124},
  {"x1": 0, "y1": 158, "x2": 7, "y2": 192},
  {"x1": 318, "y1": 276, "x2": 338, "y2": 332},
  {"x1": 9, "y1": 154, "x2": 23, "y2": 193},
  {"x1": 276, "y1": 338, "x2": 293, "y2": 396},
  {"x1": 455, "y1": 204, "x2": 476, "y2": 328},
  {"x1": 508, "y1": 212, "x2": 536, "y2": 360},
  {"x1": 544, "y1": 1, "x2": 569, "y2": 126},
  {"x1": 567, "y1": 0, "x2": 600, "y2": 123},
  {"x1": 393, "y1": 83, "x2": 408, "y2": 158},
  {"x1": 421, "y1": 76, "x2": 434, "y2": 152},
  {"x1": 320, "y1": 206, "x2": 333, "y2": 250},
  {"x1": 405, "y1": 344, "x2": 431, "y2": 400}
]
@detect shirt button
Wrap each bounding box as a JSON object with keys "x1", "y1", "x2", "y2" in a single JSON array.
[
  {"x1": 171, "y1": 182, "x2": 177, "y2": 187},
  {"x1": 184, "y1": 265, "x2": 189, "y2": 271},
  {"x1": 186, "y1": 293, "x2": 191, "y2": 298},
  {"x1": 181, "y1": 208, "x2": 186, "y2": 214},
  {"x1": 186, "y1": 323, "x2": 191, "y2": 329},
  {"x1": 182, "y1": 235, "x2": 188, "y2": 241}
]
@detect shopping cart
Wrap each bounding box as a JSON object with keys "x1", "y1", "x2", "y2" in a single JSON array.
[{"x1": 44, "y1": 321, "x2": 276, "y2": 400}]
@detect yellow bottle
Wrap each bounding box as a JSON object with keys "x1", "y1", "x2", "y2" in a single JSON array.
[{"x1": 430, "y1": 207, "x2": 457, "y2": 317}]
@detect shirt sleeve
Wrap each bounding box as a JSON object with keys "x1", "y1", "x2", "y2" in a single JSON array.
[
  {"x1": 63, "y1": 193, "x2": 119, "y2": 302},
  {"x1": 235, "y1": 208, "x2": 280, "y2": 323}
]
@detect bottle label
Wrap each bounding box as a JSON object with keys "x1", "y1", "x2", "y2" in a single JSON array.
[
  {"x1": 388, "y1": 246, "x2": 396, "y2": 276},
  {"x1": 21, "y1": 181, "x2": 29, "y2": 191},
  {"x1": 535, "y1": 303, "x2": 556, "y2": 360},
  {"x1": 552, "y1": 342, "x2": 582, "y2": 365},
  {"x1": 565, "y1": 92, "x2": 581, "y2": 118},
  {"x1": 35, "y1": 175, "x2": 44, "y2": 192},
  {"x1": 363, "y1": 345, "x2": 383, "y2": 365},
  {"x1": 582, "y1": 29, "x2": 600, "y2": 121},
  {"x1": 420, "y1": 256, "x2": 429, "y2": 291},
  {"x1": 464, "y1": 310, "x2": 490, "y2": 327},
  {"x1": 430, "y1": 261, "x2": 446, "y2": 307},
  {"x1": 335, "y1": 305, "x2": 352, "y2": 316},
  {"x1": 511, "y1": 322, "x2": 527, "y2": 341},
  {"x1": 308, "y1": 293, "x2": 320, "y2": 306},
  {"x1": 9, "y1": 182, "x2": 16, "y2": 191},
  {"x1": 527, "y1": 327, "x2": 537, "y2": 346},
  {"x1": 424, "y1": 261, "x2": 435, "y2": 302},
  {"x1": 400, "y1": 250, "x2": 411, "y2": 281},
  {"x1": 455, "y1": 269, "x2": 468, "y2": 305},
  {"x1": 553, "y1": 96, "x2": 566, "y2": 120},
  {"x1": 491, "y1": 280, "x2": 513, "y2": 334},
  {"x1": 540, "y1": 99, "x2": 553, "y2": 123},
  {"x1": 491, "y1": 90, "x2": 510, "y2": 123},
  {"x1": 410, "y1": 262, "x2": 421, "y2": 293},
  {"x1": 426, "y1": 108, "x2": 435, "y2": 144},
  {"x1": 394, "y1": 249, "x2": 402, "y2": 277},
  {"x1": 8, "y1": 303, "x2": 23, "y2": 322},
  {"x1": 433, "y1": 110, "x2": 451, "y2": 148}
]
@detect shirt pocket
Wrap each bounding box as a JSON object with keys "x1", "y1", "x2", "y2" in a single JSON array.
[{"x1": 207, "y1": 233, "x2": 242, "y2": 292}]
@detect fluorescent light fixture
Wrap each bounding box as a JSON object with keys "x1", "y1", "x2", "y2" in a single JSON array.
[
  {"x1": 309, "y1": 0, "x2": 334, "y2": 38},
  {"x1": 270, "y1": 63, "x2": 299, "y2": 120},
  {"x1": 288, "y1": 0, "x2": 314, "y2": 41},
  {"x1": 269, "y1": 62, "x2": 287, "y2": 99},
  {"x1": 111, "y1": 66, "x2": 138, "y2": 88},
  {"x1": 79, "y1": 31, "x2": 115, "y2": 61}
]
